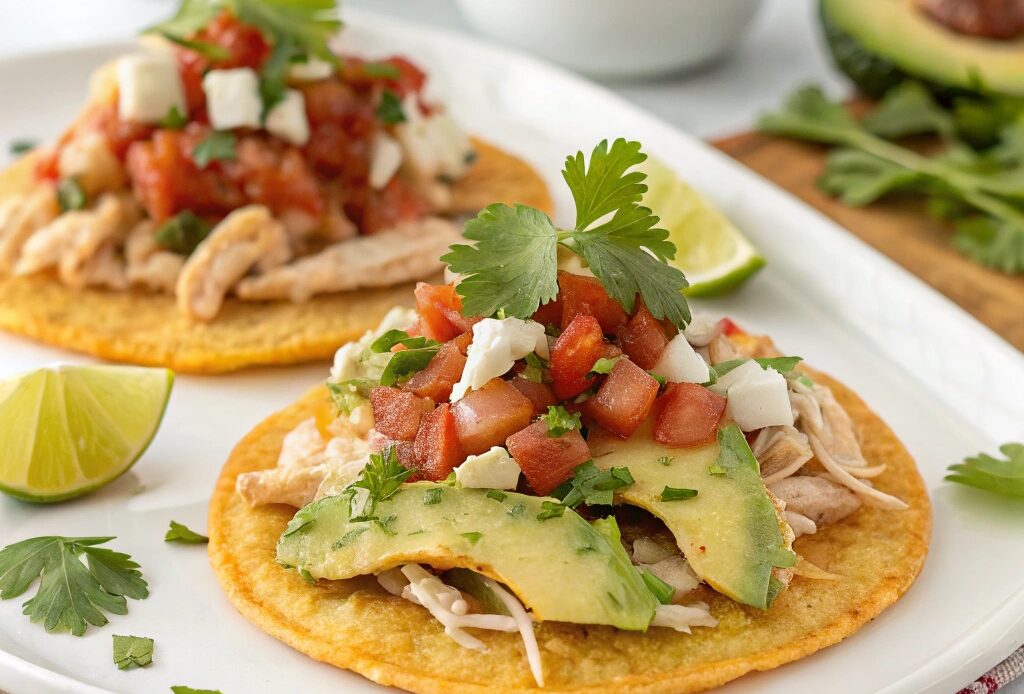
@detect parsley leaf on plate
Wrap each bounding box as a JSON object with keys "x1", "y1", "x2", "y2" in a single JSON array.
[
  {"x1": 192, "y1": 131, "x2": 237, "y2": 168},
  {"x1": 113, "y1": 634, "x2": 154, "y2": 670},
  {"x1": 946, "y1": 443, "x2": 1024, "y2": 497},
  {"x1": 555, "y1": 460, "x2": 634, "y2": 509},
  {"x1": 164, "y1": 521, "x2": 209, "y2": 544},
  {"x1": 541, "y1": 405, "x2": 581, "y2": 437},
  {"x1": 0, "y1": 536, "x2": 148, "y2": 636},
  {"x1": 155, "y1": 211, "x2": 214, "y2": 256}
]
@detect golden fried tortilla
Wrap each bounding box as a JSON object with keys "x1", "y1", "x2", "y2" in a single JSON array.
[
  {"x1": 207, "y1": 370, "x2": 930, "y2": 693},
  {"x1": 0, "y1": 139, "x2": 551, "y2": 373}
]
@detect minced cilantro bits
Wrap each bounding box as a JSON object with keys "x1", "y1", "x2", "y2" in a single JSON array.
[
  {"x1": 113, "y1": 634, "x2": 154, "y2": 670},
  {"x1": 542, "y1": 405, "x2": 582, "y2": 437},
  {"x1": 486, "y1": 490, "x2": 508, "y2": 502},
  {"x1": 536, "y1": 501, "x2": 566, "y2": 521},
  {"x1": 660, "y1": 486, "x2": 698, "y2": 502},
  {"x1": 460, "y1": 532, "x2": 483, "y2": 545},
  {"x1": 423, "y1": 488, "x2": 444, "y2": 505}
]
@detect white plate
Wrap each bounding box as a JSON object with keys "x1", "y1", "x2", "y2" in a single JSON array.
[{"x1": 2, "y1": 9, "x2": 1023, "y2": 694}]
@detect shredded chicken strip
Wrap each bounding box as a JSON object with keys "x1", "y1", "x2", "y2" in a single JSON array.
[
  {"x1": 784, "y1": 511, "x2": 818, "y2": 538},
  {"x1": 806, "y1": 434, "x2": 908, "y2": 509},
  {"x1": 770, "y1": 475, "x2": 862, "y2": 526},
  {"x1": 57, "y1": 132, "x2": 125, "y2": 197},
  {"x1": 752, "y1": 425, "x2": 814, "y2": 485},
  {"x1": 176, "y1": 205, "x2": 290, "y2": 321},
  {"x1": 236, "y1": 463, "x2": 330, "y2": 508},
  {"x1": 0, "y1": 186, "x2": 60, "y2": 272},
  {"x1": 234, "y1": 217, "x2": 462, "y2": 303},
  {"x1": 125, "y1": 220, "x2": 184, "y2": 293},
  {"x1": 707, "y1": 334, "x2": 739, "y2": 365}
]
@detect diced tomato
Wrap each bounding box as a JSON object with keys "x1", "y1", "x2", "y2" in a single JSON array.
[
  {"x1": 653, "y1": 383, "x2": 727, "y2": 448},
  {"x1": 506, "y1": 421, "x2": 591, "y2": 496},
  {"x1": 618, "y1": 302, "x2": 669, "y2": 369},
  {"x1": 451, "y1": 331, "x2": 473, "y2": 354},
  {"x1": 558, "y1": 271, "x2": 628, "y2": 334},
  {"x1": 414, "y1": 404, "x2": 464, "y2": 481},
  {"x1": 361, "y1": 176, "x2": 432, "y2": 234},
  {"x1": 510, "y1": 376, "x2": 558, "y2": 416},
  {"x1": 531, "y1": 298, "x2": 562, "y2": 327},
  {"x1": 549, "y1": 314, "x2": 605, "y2": 400},
  {"x1": 403, "y1": 340, "x2": 467, "y2": 402},
  {"x1": 370, "y1": 386, "x2": 427, "y2": 441},
  {"x1": 581, "y1": 359, "x2": 659, "y2": 438},
  {"x1": 339, "y1": 55, "x2": 427, "y2": 98},
  {"x1": 601, "y1": 343, "x2": 623, "y2": 360},
  {"x1": 718, "y1": 317, "x2": 745, "y2": 337},
  {"x1": 415, "y1": 283, "x2": 475, "y2": 343},
  {"x1": 452, "y1": 378, "x2": 533, "y2": 455},
  {"x1": 368, "y1": 432, "x2": 419, "y2": 470}
]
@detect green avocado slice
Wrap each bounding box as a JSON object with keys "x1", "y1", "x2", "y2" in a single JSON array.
[
  {"x1": 821, "y1": 0, "x2": 1024, "y2": 98},
  {"x1": 591, "y1": 423, "x2": 795, "y2": 609},
  {"x1": 276, "y1": 482, "x2": 657, "y2": 630}
]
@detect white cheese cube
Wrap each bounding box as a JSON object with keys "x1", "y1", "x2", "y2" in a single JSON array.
[
  {"x1": 454, "y1": 447, "x2": 521, "y2": 490},
  {"x1": 288, "y1": 57, "x2": 334, "y2": 81},
  {"x1": 726, "y1": 367, "x2": 794, "y2": 431},
  {"x1": 203, "y1": 68, "x2": 262, "y2": 130},
  {"x1": 651, "y1": 333, "x2": 710, "y2": 384},
  {"x1": 708, "y1": 358, "x2": 763, "y2": 395},
  {"x1": 369, "y1": 132, "x2": 403, "y2": 189},
  {"x1": 682, "y1": 313, "x2": 718, "y2": 347},
  {"x1": 117, "y1": 52, "x2": 186, "y2": 124},
  {"x1": 451, "y1": 318, "x2": 548, "y2": 401},
  {"x1": 395, "y1": 95, "x2": 473, "y2": 180},
  {"x1": 264, "y1": 89, "x2": 310, "y2": 146}
]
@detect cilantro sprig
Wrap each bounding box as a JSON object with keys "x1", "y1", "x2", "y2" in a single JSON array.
[
  {"x1": 553, "y1": 460, "x2": 634, "y2": 509},
  {"x1": 946, "y1": 443, "x2": 1024, "y2": 497},
  {"x1": 443, "y1": 139, "x2": 691, "y2": 327},
  {"x1": 164, "y1": 521, "x2": 209, "y2": 544},
  {"x1": 0, "y1": 536, "x2": 148, "y2": 636},
  {"x1": 346, "y1": 447, "x2": 415, "y2": 522},
  {"x1": 541, "y1": 405, "x2": 582, "y2": 437}
]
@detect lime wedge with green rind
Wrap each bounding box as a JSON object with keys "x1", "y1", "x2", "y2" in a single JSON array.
[
  {"x1": 641, "y1": 156, "x2": 765, "y2": 297},
  {"x1": 0, "y1": 365, "x2": 173, "y2": 503}
]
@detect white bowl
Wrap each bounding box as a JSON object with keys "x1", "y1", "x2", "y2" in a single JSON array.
[{"x1": 455, "y1": 0, "x2": 765, "y2": 79}]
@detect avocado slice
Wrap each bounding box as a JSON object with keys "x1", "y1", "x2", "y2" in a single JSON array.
[
  {"x1": 591, "y1": 423, "x2": 795, "y2": 609},
  {"x1": 276, "y1": 482, "x2": 657, "y2": 630},
  {"x1": 821, "y1": 0, "x2": 1024, "y2": 98}
]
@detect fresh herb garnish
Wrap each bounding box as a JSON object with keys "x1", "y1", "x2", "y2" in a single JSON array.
[
  {"x1": 712, "y1": 356, "x2": 803, "y2": 380},
  {"x1": 171, "y1": 687, "x2": 223, "y2": 694},
  {"x1": 521, "y1": 352, "x2": 548, "y2": 383},
  {"x1": 708, "y1": 463, "x2": 727, "y2": 476},
  {"x1": 326, "y1": 378, "x2": 376, "y2": 415},
  {"x1": 759, "y1": 84, "x2": 1024, "y2": 274},
  {"x1": 155, "y1": 211, "x2": 213, "y2": 255},
  {"x1": 331, "y1": 527, "x2": 368, "y2": 549},
  {"x1": 486, "y1": 490, "x2": 507, "y2": 502},
  {"x1": 541, "y1": 405, "x2": 582, "y2": 437},
  {"x1": 371, "y1": 329, "x2": 438, "y2": 353},
  {"x1": 0, "y1": 536, "x2": 148, "y2": 636},
  {"x1": 641, "y1": 570, "x2": 674, "y2": 605},
  {"x1": 658, "y1": 455, "x2": 674, "y2": 466},
  {"x1": 362, "y1": 61, "x2": 401, "y2": 79},
  {"x1": 443, "y1": 139, "x2": 690, "y2": 326},
  {"x1": 376, "y1": 89, "x2": 406, "y2": 124},
  {"x1": 423, "y1": 488, "x2": 444, "y2": 505},
  {"x1": 460, "y1": 532, "x2": 483, "y2": 545},
  {"x1": 536, "y1": 501, "x2": 566, "y2": 521},
  {"x1": 555, "y1": 460, "x2": 634, "y2": 508},
  {"x1": 159, "y1": 105, "x2": 189, "y2": 129},
  {"x1": 159, "y1": 31, "x2": 231, "y2": 60},
  {"x1": 57, "y1": 178, "x2": 86, "y2": 212},
  {"x1": 9, "y1": 138, "x2": 37, "y2": 156},
  {"x1": 164, "y1": 521, "x2": 208, "y2": 544},
  {"x1": 346, "y1": 447, "x2": 414, "y2": 522},
  {"x1": 113, "y1": 634, "x2": 153, "y2": 670},
  {"x1": 590, "y1": 356, "x2": 620, "y2": 375},
  {"x1": 660, "y1": 486, "x2": 698, "y2": 502},
  {"x1": 379, "y1": 344, "x2": 441, "y2": 386},
  {"x1": 648, "y1": 371, "x2": 667, "y2": 386},
  {"x1": 946, "y1": 443, "x2": 1024, "y2": 497},
  {"x1": 192, "y1": 131, "x2": 237, "y2": 168}
]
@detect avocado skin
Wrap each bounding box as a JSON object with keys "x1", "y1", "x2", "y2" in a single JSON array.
[{"x1": 820, "y1": 0, "x2": 907, "y2": 99}]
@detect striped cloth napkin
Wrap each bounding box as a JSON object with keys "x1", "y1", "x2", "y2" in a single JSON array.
[{"x1": 958, "y1": 646, "x2": 1024, "y2": 693}]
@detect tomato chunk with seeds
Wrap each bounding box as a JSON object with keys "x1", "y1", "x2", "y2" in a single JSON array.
[
  {"x1": 618, "y1": 303, "x2": 669, "y2": 369},
  {"x1": 452, "y1": 378, "x2": 533, "y2": 455},
  {"x1": 582, "y1": 359, "x2": 659, "y2": 438},
  {"x1": 718, "y1": 317, "x2": 745, "y2": 337},
  {"x1": 506, "y1": 421, "x2": 591, "y2": 496},
  {"x1": 531, "y1": 298, "x2": 562, "y2": 327},
  {"x1": 415, "y1": 283, "x2": 475, "y2": 342},
  {"x1": 370, "y1": 386, "x2": 427, "y2": 441},
  {"x1": 510, "y1": 376, "x2": 558, "y2": 416},
  {"x1": 653, "y1": 383, "x2": 727, "y2": 448},
  {"x1": 558, "y1": 271, "x2": 627, "y2": 334},
  {"x1": 414, "y1": 404, "x2": 465, "y2": 481},
  {"x1": 403, "y1": 340, "x2": 467, "y2": 402},
  {"x1": 549, "y1": 314, "x2": 605, "y2": 400}
]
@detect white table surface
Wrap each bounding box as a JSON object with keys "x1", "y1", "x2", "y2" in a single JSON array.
[{"x1": 0, "y1": 2, "x2": 1017, "y2": 693}]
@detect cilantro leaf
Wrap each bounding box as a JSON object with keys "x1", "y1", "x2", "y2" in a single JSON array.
[
  {"x1": 522, "y1": 352, "x2": 548, "y2": 383},
  {"x1": 660, "y1": 486, "x2": 698, "y2": 502},
  {"x1": 460, "y1": 531, "x2": 483, "y2": 545},
  {"x1": 555, "y1": 460, "x2": 634, "y2": 508},
  {"x1": 376, "y1": 89, "x2": 406, "y2": 125},
  {"x1": 562, "y1": 138, "x2": 649, "y2": 230},
  {"x1": 232, "y1": 0, "x2": 341, "y2": 64},
  {"x1": 946, "y1": 443, "x2": 1024, "y2": 497},
  {"x1": 164, "y1": 521, "x2": 209, "y2": 544},
  {"x1": 326, "y1": 378, "x2": 375, "y2": 414},
  {"x1": 346, "y1": 447, "x2": 414, "y2": 521},
  {"x1": 536, "y1": 501, "x2": 566, "y2": 521},
  {"x1": 192, "y1": 131, "x2": 237, "y2": 168},
  {"x1": 641, "y1": 569, "x2": 674, "y2": 605},
  {"x1": 371, "y1": 329, "x2": 437, "y2": 353},
  {"x1": 144, "y1": 0, "x2": 220, "y2": 39},
  {"x1": 113, "y1": 634, "x2": 154, "y2": 670},
  {"x1": 57, "y1": 178, "x2": 86, "y2": 212},
  {"x1": 712, "y1": 356, "x2": 803, "y2": 379},
  {"x1": 0, "y1": 536, "x2": 148, "y2": 636},
  {"x1": 541, "y1": 405, "x2": 581, "y2": 437},
  {"x1": 423, "y1": 488, "x2": 444, "y2": 505},
  {"x1": 862, "y1": 82, "x2": 955, "y2": 140},
  {"x1": 9, "y1": 138, "x2": 37, "y2": 156},
  {"x1": 590, "y1": 356, "x2": 620, "y2": 375},
  {"x1": 159, "y1": 105, "x2": 189, "y2": 129},
  {"x1": 379, "y1": 344, "x2": 441, "y2": 386},
  {"x1": 155, "y1": 211, "x2": 214, "y2": 256},
  {"x1": 442, "y1": 203, "x2": 560, "y2": 318},
  {"x1": 158, "y1": 31, "x2": 231, "y2": 60}
]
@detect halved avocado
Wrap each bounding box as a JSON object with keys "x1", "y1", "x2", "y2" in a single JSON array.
[
  {"x1": 591, "y1": 423, "x2": 794, "y2": 609},
  {"x1": 276, "y1": 482, "x2": 657, "y2": 630},
  {"x1": 821, "y1": 0, "x2": 1024, "y2": 98}
]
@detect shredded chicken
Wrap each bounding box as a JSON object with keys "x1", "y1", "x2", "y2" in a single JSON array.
[
  {"x1": 770, "y1": 475, "x2": 863, "y2": 526},
  {"x1": 0, "y1": 186, "x2": 60, "y2": 272},
  {"x1": 176, "y1": 205, "x2": 290, "y2": 321},
  {"x1": 707, "y1": 334, "x2": 739, "y2": 365},
  {"x1": 14, "y1": 192, "x2": 139, "y2": 289},
  {"x1": 57, "y1": 132, "x2": 125, "y2": 197},
  {"x1": 125, "y1": 220, "x2": 184, "y2": 293},
  {"x1": 277, "y1": 418, "x2": 327, "y2": 467},
  {"x1": 234, "y1": 217, "x2": 462, "y2": 303},
  {"x1": 752, "y1": 425, "x2": 814, "y2": 485},
  {"x1": 637, "y1": 555, "x2": 700, "y2": 599},
  {"x1": 236, "y1": 463, "x2": 330, "y2": 508},
  {"x1": 650, "y1": 603, "x2": 718, "y2": 633},
  {"x1": 784, "y1": 511, "x2": 818, "y2": 538}
]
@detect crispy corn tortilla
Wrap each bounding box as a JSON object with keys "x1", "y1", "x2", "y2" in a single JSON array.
[
  {"x1": 208, "y1": 369, "x2": 930, "y2": 693},
  {"x1": 0, "y1": 139, "x2": 551, "y2": 373}
]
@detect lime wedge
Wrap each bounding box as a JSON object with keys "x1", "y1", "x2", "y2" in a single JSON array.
[
  {"x1": 640, "y1": 156, "x2": 765, "y2": 297},
  {"x1": 0, "y1": 364, "x2": 173, "y2": 503}
]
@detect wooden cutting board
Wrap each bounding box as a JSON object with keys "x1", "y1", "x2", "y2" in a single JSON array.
[{"x1": 711, "y1": 130, "x2": 1024, "y2": 352}]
